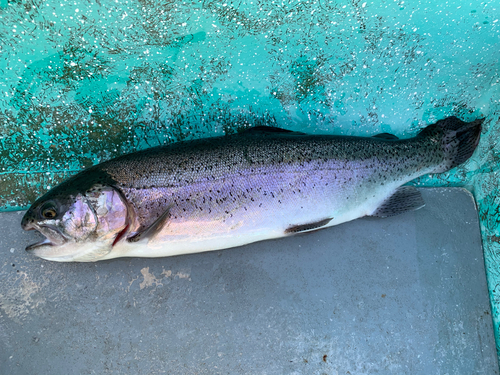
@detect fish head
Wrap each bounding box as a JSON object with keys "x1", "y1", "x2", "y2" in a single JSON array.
[{"x1": 21, "y1": 181, "x2": 129, "y2": 262}]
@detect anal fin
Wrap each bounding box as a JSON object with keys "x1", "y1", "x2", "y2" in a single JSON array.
[
  {"x1": 370, "y1": 186, "x2": 425, "y2": 218},
  {"x1": 127, "y1": 206, "x2": 172, "y2": 243},
  {"x1": 285, "y1": 218, "x2": 332, "y2": 234}
]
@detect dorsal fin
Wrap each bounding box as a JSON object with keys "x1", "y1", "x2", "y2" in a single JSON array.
[
  {"x1": 242, "y1": 126, "x2": 306, "y2": 135},
  {"x1": 372, "y1": 132, "x2": 399, "y2": 140}
]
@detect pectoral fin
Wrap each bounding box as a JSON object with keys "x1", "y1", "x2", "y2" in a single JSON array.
[
  {"x1": 370, "y1": 186, "x2": 425, "y2": 218},
  {"x1": 285, "y1": 218, "x2": 332, "y2": 234},
  {"x1": 127, "y1": 206, "x2": 172, "y2": 243}
]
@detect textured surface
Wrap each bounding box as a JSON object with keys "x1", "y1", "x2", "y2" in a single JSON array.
[
  {"x1": 1, "y1": 0, "x2": 500, "y2": 360},
  {"x1": 1, "y1": 188, "x2": 497, "y2": 374}
]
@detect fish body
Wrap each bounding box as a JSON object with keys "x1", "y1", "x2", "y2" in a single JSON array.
[{"x1": 21, "y1": 116, "x2": 483, "y2": 262}]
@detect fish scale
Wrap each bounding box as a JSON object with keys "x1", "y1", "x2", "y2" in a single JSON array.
[
  {"x1": 100, "y1": 132, "x2": 439, "y2": 241},
  {"x1": 104, "y1": 134, "x2": 437, "y2": 187}
]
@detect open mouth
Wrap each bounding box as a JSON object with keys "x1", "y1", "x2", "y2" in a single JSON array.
[
  {"x1": 25, "y1": 224, "x2": 68, "y2": 251},
  {"x1": 26, "y1": 237, "x2": 54, "y2": 251}
]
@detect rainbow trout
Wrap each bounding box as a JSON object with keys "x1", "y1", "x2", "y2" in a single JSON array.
[{"x1": 21, "y1": 116, "x2": 482, "y2": 262}]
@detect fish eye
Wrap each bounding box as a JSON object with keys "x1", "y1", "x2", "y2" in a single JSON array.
[
  {"x1": 42, "y1": 208, "x2": 57, "y2": 219},
  {"x1": 41, "y1": 203, "x2": 58, "y2": 219}
]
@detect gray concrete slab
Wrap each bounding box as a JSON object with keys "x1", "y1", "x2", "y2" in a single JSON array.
[{"x1": 0, "y1": 188, "x2": 497, "y2": 374}]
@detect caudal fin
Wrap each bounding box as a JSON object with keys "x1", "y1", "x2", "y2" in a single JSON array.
[{"x1": 418, "y1": 116, "x2": 483, "y2": 173}]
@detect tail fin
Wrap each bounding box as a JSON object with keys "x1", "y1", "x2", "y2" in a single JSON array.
[{"x1": 418, "y1": 116, "x2": 483, "y2": 173}]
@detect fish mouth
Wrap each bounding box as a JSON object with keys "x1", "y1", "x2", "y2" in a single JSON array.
[
  {"x1": 26, "y1": 238, "x2": 54, "y2": 251},
  {"x1": 22, "y1": 217, "x2": 113, "y2": 262},
  {"x1": 25, "y1": 224, "x2": 68, "y2": 251}
]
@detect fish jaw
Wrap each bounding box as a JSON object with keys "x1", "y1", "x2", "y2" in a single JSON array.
[
  {"x1": 23, "y1": 220, "x2": 112, "y2": 262},
  {"x1": 26, "y1": 237, "x2": 54, "y2": 251},
  {"x1": 27, "y1": 239, "x2": 112, "y2": 262},
  {"x1": 24, "y1": 222, "x2": 69, "y2": 249}
]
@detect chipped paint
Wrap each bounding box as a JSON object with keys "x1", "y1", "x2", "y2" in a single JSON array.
[
  {"x1": 139, "y1": 267, "x2": 161, "y2": 290},
  {"x1": 129, "y1": 267, "x2": 192, "y2": 290},
  {"x1": 174, "y1": 271, "x2": 191, "y2": 280}
]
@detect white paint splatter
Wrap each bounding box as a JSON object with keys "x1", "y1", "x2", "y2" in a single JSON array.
[
  {"x1": 139, "y1": 267, "x2": 162, "y2": 289},
  {"x1": 0, "y1": 272, "x2": 45, "y2": 323},
  {"x1": 161, "y1": 269, "x2": 172, "y2": 278},
  {"x1": 162, "y1": 269, "x2": 191, "y2": 280}
]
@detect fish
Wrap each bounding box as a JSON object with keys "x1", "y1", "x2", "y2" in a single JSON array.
[{"x1": 21, "y1": 116, "x2": 483, "y2": 262}]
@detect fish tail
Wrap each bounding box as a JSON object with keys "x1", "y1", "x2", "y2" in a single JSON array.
[{"x1": 418, "y1": 116, "x2": 484, "y2": 173}]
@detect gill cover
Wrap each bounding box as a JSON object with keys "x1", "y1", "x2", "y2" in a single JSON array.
[
  {"x1": 85, "y1": 185, "x2": 130, "y2": 244},
  {"x1": 61, "y1": 194, "x2": 98, "y2": 240},
  {"x1": 65, "y1": 185, "x2": 130, "y2": 261}
]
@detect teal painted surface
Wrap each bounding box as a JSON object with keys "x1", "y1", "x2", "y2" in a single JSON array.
[{"x1": 0, "y1": 0, "x2": 499, "y2": 358}]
